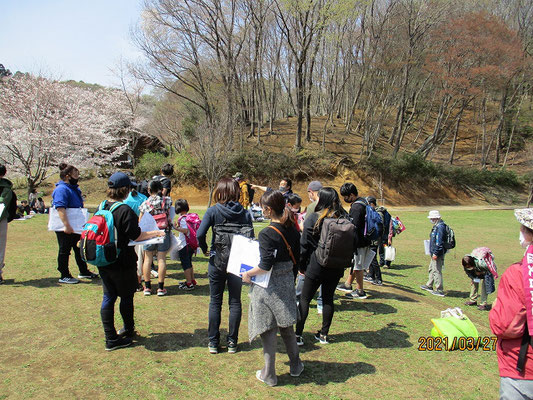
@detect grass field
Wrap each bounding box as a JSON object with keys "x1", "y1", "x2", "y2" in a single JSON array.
[{"x1": 0, "y1": 208, "x2": 525, "y2": 399}]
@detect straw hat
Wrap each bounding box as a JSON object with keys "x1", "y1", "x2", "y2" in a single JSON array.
[{"x1": 514, "y1": 208, "x2": 533, "y2": 230}]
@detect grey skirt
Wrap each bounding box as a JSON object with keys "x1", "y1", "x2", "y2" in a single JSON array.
[{"x1": 248, "y1": 261, "x2": 298, "y2": 342}]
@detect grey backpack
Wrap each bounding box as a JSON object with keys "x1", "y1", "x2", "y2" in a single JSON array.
[{"x1": 315, "y1": 217, "x2": 356, "y2": 269}]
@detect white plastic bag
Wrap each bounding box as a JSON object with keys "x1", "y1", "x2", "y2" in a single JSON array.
[
  {"x1": 169, "y1": 234, "x2": 186, "y2": 260},
  {"x1": 384, "y1": 246, "x2": 396, "y2": 262}
]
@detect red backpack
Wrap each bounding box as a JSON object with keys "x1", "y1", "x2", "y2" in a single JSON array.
[{"x1": 179, "y1": 213, "x2": 202, "y2": 251}]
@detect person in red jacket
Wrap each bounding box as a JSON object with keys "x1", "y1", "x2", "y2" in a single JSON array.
[{"x1": 489, "y1": 208, "x2": 533, "y2": 399}]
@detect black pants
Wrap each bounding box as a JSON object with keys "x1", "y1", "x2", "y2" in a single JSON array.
[
  {"x1": 98, "y1": 263, "x2": 137, "y2": 341},
  {"x1": 378, "y1": 241, "x2": 391, "y2": 267},
  {"x1": 55, "y1": 231, "x2": 89, "y2": 278},
  {"x1": 296, "y1": 273, "x2": 342, "y2": 337},
  {"x1": 208, "y1": 263, "x2": 242, "y2": 345},
  {"x1": 369, "y1": 246, "x2": 382, "y2": 282}
]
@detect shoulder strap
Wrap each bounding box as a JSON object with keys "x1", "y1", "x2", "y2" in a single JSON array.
[
  {"x1": 517, "y1": 321, "x2": 533, "y2": 372},
  {"x1": 268, "y1": 225, "x2": 297, "y2": 265},
  {"x1": 109, "y1": 201, "x2": 123, "y2": 212}
]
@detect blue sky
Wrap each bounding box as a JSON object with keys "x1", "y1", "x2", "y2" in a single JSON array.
[{"x1": 0, "y1": 0, "x2": 144, "y2": 87}]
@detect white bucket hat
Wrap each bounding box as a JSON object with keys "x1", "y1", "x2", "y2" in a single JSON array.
[
  {"x1": 515, "y1": 208, "x2": 533, "y2": 230},
  {"x1": 427, "y1": 210, "x2": 441, "y2": 219}
]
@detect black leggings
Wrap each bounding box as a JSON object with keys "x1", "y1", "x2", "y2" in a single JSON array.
[{"x1": 296, "y1": 273, "x2": 342, "y2": 336}]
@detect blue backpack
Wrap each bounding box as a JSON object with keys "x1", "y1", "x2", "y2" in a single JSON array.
[
  {"x1": 79, "y1": 201, "x2": 123, "y2": 267},
  {"x1": 356, "y1": 199, "x2": 383, "y2": 242}
]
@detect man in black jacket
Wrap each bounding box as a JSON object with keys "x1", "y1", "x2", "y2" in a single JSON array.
[{"x1": 337, "y1": 183, "x2": 369, "y2": 299}]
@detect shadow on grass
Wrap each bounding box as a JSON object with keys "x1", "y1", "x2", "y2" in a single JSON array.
[
  {"x1": 337, "y1": 299, "x2": 397, "y2": 315},
  {"x1": 390, "y1": 264, "x2": 421, "y2": 270},
  {"x1": 389, "y1": 282, "x2": 425, "y2": 297},
  {"x1": 444, "y1": 290, "x2": 470, "y2": 298},
  {"x1": 13, "y1": 277, "x2": 102, "y2": 288},
  {"x1": 365, "y1": 290, "x2": 418, "y2": 303},
  {"x1": 139, "y1": 329, "x2": 262, "y2": 353},
  {"x1": 277, "y1": 360, "x2": 376, "y2": 386},
  {"x1": 381, "y1": 271, "x2": 407, "y2": 277},
  {"x1": 328, "y1": 323, "x2": 412, "y2": 349}
]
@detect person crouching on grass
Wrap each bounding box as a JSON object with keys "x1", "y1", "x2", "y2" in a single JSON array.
[{"x1": 98, "y1": 172, "x2": 164, "y2": 351}]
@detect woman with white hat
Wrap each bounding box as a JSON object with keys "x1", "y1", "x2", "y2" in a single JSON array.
[{"x1": 489, "y1": 208, "x2": 533, "y2": 399}]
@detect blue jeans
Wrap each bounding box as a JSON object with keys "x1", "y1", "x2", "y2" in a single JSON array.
[{"x1": 208, "y1": 263, "x2": 242, "y2": 346}]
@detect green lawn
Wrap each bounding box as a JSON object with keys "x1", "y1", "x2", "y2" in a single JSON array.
[{"x1": 0, "y1": 209, "x2": 523, "y2": 399}]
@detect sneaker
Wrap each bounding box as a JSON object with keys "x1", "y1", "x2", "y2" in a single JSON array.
[
  {"x1": 157, "y1": 288, "x2": 167, "y2": 296},
  {"x1": 178, "y1": 282, "x2": 195, "y2": 290},
  {"x1": 117, "y1": 327, "x2": 136, "y2": 338},
  {"x1": 0, "y1": 276, "x2": 4, "y2": 284},
  {"x1": 58, "y1": 277, "x2": 79, "y2": 284},
  {"x1": 420, "y1": 285, "x2": 432, "y2": 292},
  {"x1": 143, "y1": 288, "x2": 152, "y2": 296},
  {"x1": 336, "y1": 282, "x2": 353, "y2": 293},
  {"x1": 464, "y1": 300, "x2": 477, "y2": 306},
  {"x1": 430, "y1": 290, "x2": 445, "y2": 297},
  {"x1": 317, "y1": 303, "x2": 323, "y2": 314},
  {"x1": 363, "y1": 276, "x2": 373, "y2": 283},
  {"x1": 227, "y1": 341, "x2": 238, "y2": 354},
  {"x1": 191, "y1": 279, "x2": 197, "y2": 286},
  {"x1": 290, "y1": 361, "x2": 305, "y2": 377},
  {"x1": 136, "y1": 284, "x2": 144, "y2": 292},
  {"x1": 346, "y1": 290, "x2": 367, "y2": 300},
  {"x1": 478, "y1": 304, "x2": 491, "y2": 311},
  {"x1": 150, "y1": 269, "x2": 159, "y2": 278},
  {"x1": 208, "y1": 342, "x2": 219, "y2": 354},
  {"x1": 78, "y1": 272, "x2": 99, "y2": 279},
  {"x1": 295, "y1": 335, "x2": 304, "y2": 346},
  {"x1": 105, "y1": 336, "x2": 132, "y2": 351},
  {"x1": 314, "y1": 331, "x2": 329, "y2": 344},
  {"x1": 256, "y1": 370, "x2": 276, "y2": 387},
  {"x1": 371, "y1": 280, "x2": 383, "y2": 286}
]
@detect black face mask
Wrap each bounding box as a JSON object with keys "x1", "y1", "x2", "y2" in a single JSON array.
[{"x1": 69, "y1": 178, "x2": 79, "y2": 186}]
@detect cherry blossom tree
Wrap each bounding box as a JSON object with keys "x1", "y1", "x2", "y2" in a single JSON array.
[{"x1": 0, "y1": 74, "x2": 136, "y2": 196}]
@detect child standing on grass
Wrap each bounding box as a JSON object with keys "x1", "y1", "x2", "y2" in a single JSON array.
[{"x1": 174, "y1": 199, "x2": 200, "y2": 290}]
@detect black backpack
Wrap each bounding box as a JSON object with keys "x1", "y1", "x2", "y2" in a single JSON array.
[
  {"x1": 443, "y1": 224, "x2": 456, "y2": 250},
  {"x1": 315, "y1": 216, "x2": 356, "y2": 269},
  {"x1": 212, "y1": 221, "x2": 254, "y2": 270}
]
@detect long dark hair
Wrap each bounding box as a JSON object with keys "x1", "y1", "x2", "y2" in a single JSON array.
[
  {"x1": 314, "y1": 187, "x2": 345, "y2": 233},
  {"x1": 214, "y1": 177, "x2": 240, "y2": 204},
  {"x1": 261, "y1": 190, "x2": 294, "y2": 228}
]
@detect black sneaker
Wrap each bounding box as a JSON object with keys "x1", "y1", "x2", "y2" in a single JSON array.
[
  {"x1": 58, "y1": 277, "x2": 79, "y2": 284},
  {"x1": 372, "y1": 280, "x2": 383, "y2": 286},
  {"x1": 295, "y1": 335, "x2": 304, "y2": 346},
  {"x1": 208, "y1": 342, "x2": 219, "y2": 354},
  {"x1": 117, "y1": 327, "x2": 136, "y2": 338},
  {"x1": 420, "y1": 285, "x2": 432, "y2": 292},
  {"x1": 346, "y1": 290, "x2": 367, "y2": 300},
  {"x1": 227, "y1": 341, "x2": 238, "y2": 354},
  {"x1": 105, "y1": 336, "x2": 132, "y2": 351},
  {"x1": 0, "y1": 275, "x2": 4, "y2": 284},
  {"x1": 336, "y1": 282, "x2": 352, "y2": 292},
  {"x1": 314, "y1": 331, "x2": 329, "y2": 344},
  {"x1": 78, "y1": 272, "x2": 99, "y2": 279},
  {"x1": 363, "y1": 276, "x2": 373, "y2": 283}
]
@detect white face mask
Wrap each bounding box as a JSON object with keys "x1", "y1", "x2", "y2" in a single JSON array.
[{"x1": 520, "y1": 231, "x2": 531, "y2": 248}]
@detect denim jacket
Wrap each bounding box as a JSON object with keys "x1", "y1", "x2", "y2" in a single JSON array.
[{"x1": 430, "y1": 221, "x2": 447, "y2": 257}]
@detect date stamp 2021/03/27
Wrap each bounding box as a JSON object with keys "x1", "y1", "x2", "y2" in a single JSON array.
[{"x1": 418, "y1": 336, "x2": 497, "y2": 351}]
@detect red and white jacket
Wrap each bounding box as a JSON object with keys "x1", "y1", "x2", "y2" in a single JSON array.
[{"x1": 489, "y1": 245, "x2": 533, "y2": 379}]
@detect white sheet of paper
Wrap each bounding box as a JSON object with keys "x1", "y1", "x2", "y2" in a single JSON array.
[
  {"x1": 424, "y1": 240, "x2": 430, "y2": 255},
  {"x1": 227, "y1": 235, "x2": 271, "y2": 288},
  {"x1": 128, "y1": 236, "x2": 164, "y2": 246},
  {"x1": 138, "y1": 212, "x2": 159, "y2": 232},
  {"x1": 48, "y1": 207, "x2": 89, "y2": 234}
]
